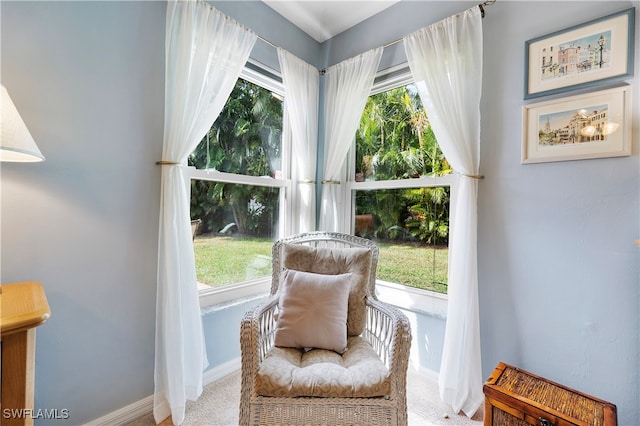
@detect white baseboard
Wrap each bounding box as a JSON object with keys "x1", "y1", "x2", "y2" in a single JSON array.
[
  {"x1": 84, "y1": 395, "x2": 154, "y2": 426},
  {"x1": 410, "y1": 364, "x2": 440, "y2": 383},
  {"x1": 203, "y1": 358, "x2": 241, "y2": 386},
  {"x1": 84, "y1": 358, "x2": 241, "y2": 426}
]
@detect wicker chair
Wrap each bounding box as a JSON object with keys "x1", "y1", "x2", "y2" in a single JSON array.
[{"x1": 239, "y1": 232, "x2": 412, "y2": 426}]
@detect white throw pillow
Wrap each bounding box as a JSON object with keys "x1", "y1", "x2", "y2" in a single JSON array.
[{"x1": 274, "y1": 269, "x2": 352, "y2": 353}]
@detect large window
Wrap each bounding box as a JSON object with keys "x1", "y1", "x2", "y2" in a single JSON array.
[
  {"x1": 351, "y1": 71, "x2": 453, "y2": 294},
  {"x1": 187, "y1": 65, "x2": 451, "y2": 303},
  {"x1": 187, "y1": 68, "x2": 287, "y2": 301}
]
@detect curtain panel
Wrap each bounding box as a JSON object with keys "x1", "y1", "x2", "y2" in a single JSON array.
[
  {"x1": 277, "y1": 49, "x2": 319, "y2": 234},
  {"x1": 319, "y1": 48, "x2": 382, "y2": 233},
  {"x1": 404, "y1": 6, "x2": 484, "y2": 417},
  {"x1": 155, "y1": 1, "x2": 256, "y2": 424}
]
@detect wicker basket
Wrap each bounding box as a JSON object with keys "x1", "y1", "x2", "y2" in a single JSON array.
[{"x1": 483, "y1": 362, "x2": 617, "y2": 426}]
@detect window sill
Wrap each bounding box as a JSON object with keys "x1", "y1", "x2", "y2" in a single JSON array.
[
  {"x1": 199, "y1": 277, "x2": 270, "y2": 309},
  {"x1": 375, "y1": 280, "x2": 448, "y2": 318},
  {"x1": 197, "y1": 277, "x2": 447, "y2": 318}
]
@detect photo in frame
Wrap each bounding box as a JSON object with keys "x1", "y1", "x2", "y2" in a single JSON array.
[
  {"x1": 522, "y1": 86, "x2": 632, "y2": 164},
  {"x1": 525, "y1": 8, "x2": 635, "y2": 99}
]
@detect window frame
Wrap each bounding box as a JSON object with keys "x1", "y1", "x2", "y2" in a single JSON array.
[
  {"x1": 187, "y1": 62, "x2": 289, "y2": 307},
  {"x1": 348, "y1": 65, "x2": 457, "y2": 311}
]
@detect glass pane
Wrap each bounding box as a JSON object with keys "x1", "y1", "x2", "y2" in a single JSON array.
[
  {"x1": 354, "y1": 187, "x2": 449, "y2": 293},
  {"x1": 191, "y1": 181, "x2": 279, "y2": 288},
  {"x1": 355, "y1": 83, "x2": 451, "y2": 181},
  {"x1": 189, "y1": 78, "x2": 283, "y2": 177}
]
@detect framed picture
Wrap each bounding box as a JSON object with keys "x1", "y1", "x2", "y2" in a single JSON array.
[
  {"x1": 522, "y1": 86, "x2": 631, "y2": 164},
  {"x1": 525, "y1": 8, "x2": 635, "y2": 99}
]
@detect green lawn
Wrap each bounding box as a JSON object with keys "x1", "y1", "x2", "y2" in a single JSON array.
[
  {"x1": 193, "y1": 235, "x2": 272, "y2": 287},
  {"x1": 375, "y1": 241, "x2": 448, "y2": 293},
  {"x1": 194, "y1": 235, "x2": 448, "y2": 293}
]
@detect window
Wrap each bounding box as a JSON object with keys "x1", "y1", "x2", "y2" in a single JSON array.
[
  {"x1": 350, "y1": 69, "x2": 453, "y2": 296},
  {"x1": 187, "y1": 66, "x2": 287, "y2": 304}
]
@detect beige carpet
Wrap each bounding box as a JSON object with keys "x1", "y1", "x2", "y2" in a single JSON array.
[{"x1": 126, "y1": 369, "x2": 482, "y2": 426}]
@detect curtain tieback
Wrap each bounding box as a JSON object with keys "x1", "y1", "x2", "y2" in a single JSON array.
[
  {"x1": 459, "y1": 172, "x2": 484, "y2": 180},
  {"x1": 298, "y1": 179, "x2": 316, "y2": 184},
  {"x1": 156, "y1": 161, "x2": 183, "y2": 167},
  {"x1": 321, "y1": 180, "x2": 340, "y2": 184}
]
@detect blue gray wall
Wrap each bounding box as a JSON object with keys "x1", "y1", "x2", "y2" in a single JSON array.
[
  {"x1": 478, "y1": 3, "x2": 639, "y2": 422},
  {"x1": 1, "y1": 1, "x2": 638, "y2": 424},
  {"x1": 1, "y1": 1, "x2": 165, "y2": 424},
  {"x1": 202, "y1": 297, "x2": 265, "y2": 371}
]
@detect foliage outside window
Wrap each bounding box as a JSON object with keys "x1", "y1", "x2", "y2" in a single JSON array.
[
  {"x1": 189, "y1": 77, "x2": 284, "y2": 289},
  {"x1": 353, "y1": 82, "x2": 451, "y2": 293}
]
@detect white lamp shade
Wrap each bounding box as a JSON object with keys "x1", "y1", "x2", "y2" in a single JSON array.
[{"x1": 1, "y1": 85, "x2": 45, "y2": 162}]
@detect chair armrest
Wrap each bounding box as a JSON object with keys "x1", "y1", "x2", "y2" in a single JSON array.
[
  {"x1": 240, "y1": 296, "x2": 279, "y2": 381},
  {"x1": 364, "y1": 297, "x2": 411, "y2": 426},
  {"x1": 364, "y1": 297, "x2": 412, "y2": 392},
  {"x1": 239, "y1": 296, "x2": 278, "y2": 426}
]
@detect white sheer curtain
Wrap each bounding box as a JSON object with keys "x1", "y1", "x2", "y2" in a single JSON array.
[
  {"x1": 155, "y1": 1, "x2": 256, "y2": 424},
  {"x1": 319, "y1": 48, "x2": 382, "y2": 233},
  {"x1": 404, "y1": 6, "x2": 484, "y2": 417},
  {"x1": 277, "y1": 48, "x2": 319, "y2": 234}
]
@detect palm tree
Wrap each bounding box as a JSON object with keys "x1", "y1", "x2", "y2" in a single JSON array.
[{"x1": 355, "y1": 84, "x2": 451, "y2": 244}]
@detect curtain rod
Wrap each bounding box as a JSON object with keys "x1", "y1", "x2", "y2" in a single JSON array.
[
  {"x1": 256, "y1": 0, "x2": 495, "y2": 64},
  {"x1": 257, "y1": 34, "x2": 277, "y2": 49},
  {"x1": 381, "y1": 0, "x2": 495, "y2": 50}
]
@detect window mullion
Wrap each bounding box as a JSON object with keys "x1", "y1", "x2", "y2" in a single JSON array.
[
  {"x1": 187, "y1": 166, "x2": 287, "y2": 189},
  {"x1": 349, "y1": 174, "x2": 456, "y2": 191}
]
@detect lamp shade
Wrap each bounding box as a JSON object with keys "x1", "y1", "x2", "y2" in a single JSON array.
[{"x1": 0, "y1": 85, "x2": 45, "y2": 162}]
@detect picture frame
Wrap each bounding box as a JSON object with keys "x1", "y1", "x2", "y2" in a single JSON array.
[
  {"x1": 524, "y1": 8, "x2": 635, "y2": 99},
  {"x1": 522, "y1": 86, "x2": 631, "y2": 164}
]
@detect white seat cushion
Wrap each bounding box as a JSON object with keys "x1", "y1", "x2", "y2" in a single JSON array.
[{"x1": 255, "y1": 336, "x2": 391, "y2": 398}]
